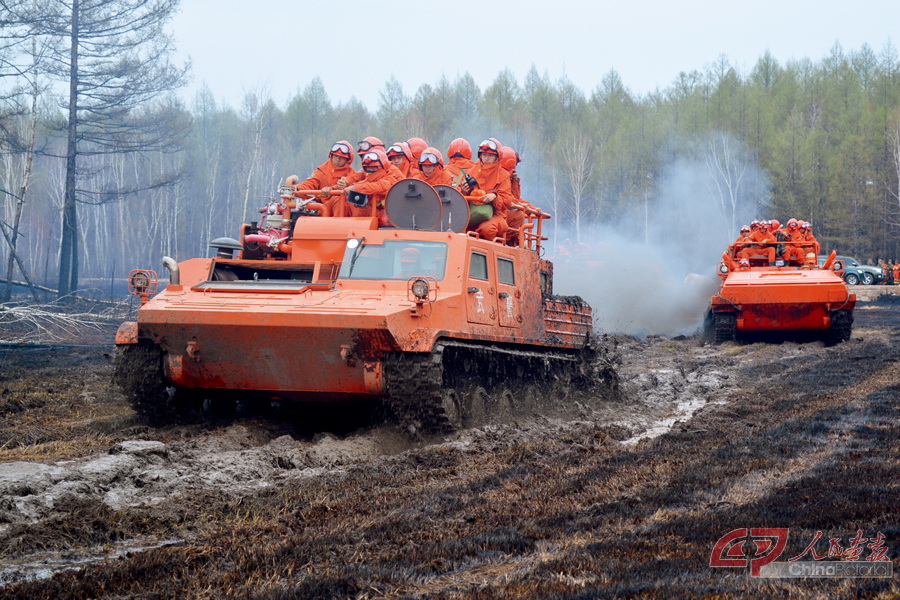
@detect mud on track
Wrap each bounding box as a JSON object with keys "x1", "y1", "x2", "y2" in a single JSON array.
[{"x1": 0, "y1": 295, "x2": 898, "y2": 598}]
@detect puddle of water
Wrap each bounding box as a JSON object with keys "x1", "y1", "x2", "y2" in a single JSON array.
[{"x1": 0, "y1": 537, "x2": 182, "y2": 587}]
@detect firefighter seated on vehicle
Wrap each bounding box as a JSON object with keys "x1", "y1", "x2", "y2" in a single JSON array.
[
  {"x1": 459, "y1": 138, "x2": 513, "y2": 240},
  {"x1": 780, "y1": 218, "x2": 808, "y2": 265},
  {"x1": 338, "y1": 148, "x2": 402, "y2": 224},
  {"x1": 446, "y1": 138, "x2": 476, "y2": 184},
  {"x1": 738, "y1": 220, "x2": 776, "y2": 265},
  {"x1": 414, "y1": 147, "x2": 453, "y2": 186},
  {"x1": 798, "y1": 221, "x2": 819, "y2": 264},
  {"x1": 290, "y1": 140, "x2": 358, "y2": 216},
  {"x1": 386, "y1": 142, "x2": 419, "y2": 179}
]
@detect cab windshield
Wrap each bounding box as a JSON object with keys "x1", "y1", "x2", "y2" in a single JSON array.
[{"x1": 338, "y1": 240, "x2": 448, "y2": 281}]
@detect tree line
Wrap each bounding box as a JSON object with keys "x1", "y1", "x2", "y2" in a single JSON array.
[{"x1": 1, "y1": 7, "x2": 899, "y2": 300}]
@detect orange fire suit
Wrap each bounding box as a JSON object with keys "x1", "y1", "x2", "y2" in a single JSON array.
[
  {"x1": 393, "y1": 157, "x2": 420, "y2": 179},
  {"x1": 337, "y1": 165, "x2": 403, "y2": 222},
  {"x1": 504, "y1": 171, "x2": 525, "y2": 246},
  {"x1": 781, "y1": 229, "x2": 807, "y2": 263},
  {"x1": 466, "y1": 161, "x2": 513, "y2": 240},
  {"x1": 295, "y1": 160, "x2": 358, "y2": 216},
  {"x1": 446, "y1": 157, "x2": 477, "y2": 185},
  {"x1": 414, "y1": 166, "x2": 453, "y2": 187},
  {"x1": 738, "y1": 230, "x2": 776, "y2": 263}
]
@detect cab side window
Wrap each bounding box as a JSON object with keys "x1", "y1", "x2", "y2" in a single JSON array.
[
  {"x1": 470, "y1": 252, "x2": 488, "y2": 280},
  {"x1": 498, "y1": 257, "x2": 515, "y2": 285}
]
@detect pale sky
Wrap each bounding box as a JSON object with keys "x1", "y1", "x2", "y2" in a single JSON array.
[{"x1": 171, "y1": 0, "x2": 898, "y2": 111}]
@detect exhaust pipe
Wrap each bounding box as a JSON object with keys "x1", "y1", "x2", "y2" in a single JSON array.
[{"x1": 162, "y1": 256, "x2": 180, "y2": 285}]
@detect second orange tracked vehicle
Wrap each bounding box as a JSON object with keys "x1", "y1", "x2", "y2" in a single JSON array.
[{"x1": 705, "y1": 235, "x2": 856, "y2": 344}]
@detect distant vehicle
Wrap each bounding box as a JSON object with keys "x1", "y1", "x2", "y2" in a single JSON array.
[{"x1": 817, "y1": 255, "x2": 884, "y2": 285}]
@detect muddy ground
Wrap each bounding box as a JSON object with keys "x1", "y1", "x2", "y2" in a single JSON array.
[{"x1": 0, "y1": 292, "x2": 897, "y2": 599}]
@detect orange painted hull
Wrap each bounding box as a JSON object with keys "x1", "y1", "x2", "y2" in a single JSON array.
[
  {"x1": 119, "y1": 221, "x2": 592, "y2": 403},
  {"x1": 710, "y1": 268, "x2": 855, "y2": 331}
]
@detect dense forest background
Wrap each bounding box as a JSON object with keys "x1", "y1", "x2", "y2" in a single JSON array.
[{"x1": 2, "y1": 39, "x2": 900, "y2": 299}]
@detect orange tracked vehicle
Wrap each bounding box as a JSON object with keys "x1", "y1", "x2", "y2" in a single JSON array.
[
  {"x1": 704, "y1": 239, "x2": 856, "y2": 345},
  {"x1": 114, "y1": 179, "x2": 616, "y2": 431}
]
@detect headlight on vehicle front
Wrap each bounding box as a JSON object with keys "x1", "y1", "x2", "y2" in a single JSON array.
[{"x1": 411, "y1": 278, "x2": 430, "y2": 300}]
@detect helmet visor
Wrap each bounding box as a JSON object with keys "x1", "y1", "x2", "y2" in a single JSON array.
[
  {"x1": 361, "y1": 151, "x2": 382, "y2": 168},
  {"x1": 419, "y1": 152, "x2": 440, "y2": 165},
  {"x1": 386, "y1": 144, "x2": 405, "y2": 157},
  {"x1": 478, "y1": 139, "x2": 499, "y2": 153},
  {"x1": 330, "y1": 143, "x2": 351, "y2": 156}
]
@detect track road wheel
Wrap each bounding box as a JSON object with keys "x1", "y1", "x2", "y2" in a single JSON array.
[
  {"x1": 714, "y1": 313, "x2": 737, "y2": 344},
  {"x1": 439, "y1": 389, "x2": 463, "y2": 430},
  {"x1": 465, "y1": 386, "x2": 489, "y2": 427}
]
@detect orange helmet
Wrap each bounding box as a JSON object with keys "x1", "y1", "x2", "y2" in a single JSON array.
[
  {"x1": 740, "y1": 225, "x2": 750, "y2": 233},
  {"x1": 447, "y1": 138, "x2": 473, "y2": 160},
  {"x1": 357, "y1": 136, "x2": 384, "y2": 154},
  {"x1": 386, "y1": 142, "x2": 414, "y2": 162},
  {"x1": 407, "y1": 137, "x2": 428, "y2": 160},
  {"x1": 500, "y1": 146, "x2": 520, "y2": 171},
  {"x1": 329, "y1": 140, "x2": 354, "y2": 162},
  {"x1": 770, "y1": 219, "x2": 780, "y2": 231},
  {"x1": 418, "y1": 147, "x2": 444, "y2": 168},
  {"x1": 787, "y1": 218, "x2": 799, "y2": 229},
  {"x1": 360, "y1": 148, "x2": 388, "y2": 170},
  {"x1": 477, "y1": 137, "x2": 502, "y2": 159}
]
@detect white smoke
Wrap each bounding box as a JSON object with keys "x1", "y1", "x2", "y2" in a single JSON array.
[{"x1": 548, "y1": 148, "x2": 768, "y2": 337}]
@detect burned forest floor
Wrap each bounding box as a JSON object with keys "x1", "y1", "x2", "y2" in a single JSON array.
[{"x1": 0, "y1": 293, "x2": 898, "y2": 599}]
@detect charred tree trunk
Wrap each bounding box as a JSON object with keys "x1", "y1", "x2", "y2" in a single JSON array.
[{"x1": 58, "y1": 0, "x2": 79, "y2": 299}]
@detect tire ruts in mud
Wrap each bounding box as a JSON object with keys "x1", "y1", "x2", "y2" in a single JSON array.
[{"x1": 384, "y1": 339, "x2": 618, "y2": 434}]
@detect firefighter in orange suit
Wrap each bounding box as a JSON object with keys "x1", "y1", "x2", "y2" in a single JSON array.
[
  {"x1": 500, "y1": 146, "x2": 526, "y2": 246},
  {"x1": 781, "y1": 218, "x2": 807, "y2": 264},
  {"x1": 446, "y1": 138, "x2": 477, "y2": 184},
  {"x1": 386, "y1": 142, "x2": 420, "y2": 179},
  {"x1": 339, "y1": 148, "x2": 402, "y2": 224},
  {"x1": 460, "y1": 138, "x2": 513, "y2": 240},
  {"x1": 291, "y1": 140, "x2": 358, "y2": 216},
  {"x1": 414, "y1": 147, "x2": 453, "y2": 186},
  {"x1": 738, "y1": 220, "x2": 776, "y2": 264}
]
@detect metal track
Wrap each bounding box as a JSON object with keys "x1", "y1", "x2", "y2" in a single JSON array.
[
  {"x1": 825, "y1": 309, "x2": 853, "y2": 345},
  {"x1": 714, "y1": 313, "x2": 737, "y2": 343},
  {"x1": 384, "y1": 339, "x2": 617, "y2": 434}
]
